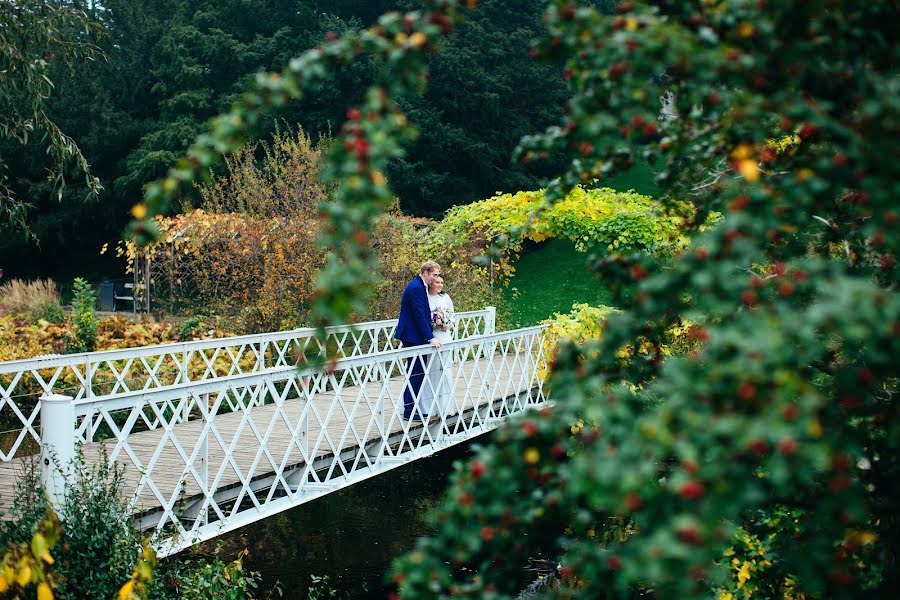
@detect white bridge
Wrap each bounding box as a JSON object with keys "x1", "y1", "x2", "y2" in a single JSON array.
[{"x1": 0, "y1": 308, "x2": 548, "y2": 555}]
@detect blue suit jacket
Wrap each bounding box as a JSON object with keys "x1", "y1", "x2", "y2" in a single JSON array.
[{"x1": 394, "y1": 275, "x2": 433, "y2": 346}]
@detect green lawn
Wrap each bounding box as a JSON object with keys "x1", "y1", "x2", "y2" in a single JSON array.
[
  {"x1": 503, "y1": 239, "x2": 615, "y2": 327},
  {"x1": 500, "y1": 161, "x2": 657, "y2": 327}
]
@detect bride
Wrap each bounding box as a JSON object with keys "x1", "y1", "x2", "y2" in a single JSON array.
[{"x1": 421, "y1": 274, "x2": 454, "y2": 418}]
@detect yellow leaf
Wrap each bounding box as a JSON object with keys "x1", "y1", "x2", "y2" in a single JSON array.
[
  {"x1": 118, "y1": 580, "x2": 135, "y2": 600},
  {"x1": 16, "y1": 564, "x2": 32, "y2": 586},
  {"x1": 38, "y1": 582, "x2": 54, "y2": 600},
  {"x1": 737, "y1": 159, "x2": 760, "y2": 182}
]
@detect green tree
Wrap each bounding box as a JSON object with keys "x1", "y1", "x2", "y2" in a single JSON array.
[
  {"x1": 386, "y1": 0, "x2": 571, "y2": 216},
  {"x1": 389, "y1": 1, "x2": 899, "y2": 598},
  {"x1": 111, "y1": 0, "x2": 899, "y2": 593},
  {"x1": 0, "y1": 0, "x2": 102, "y2": 235}
]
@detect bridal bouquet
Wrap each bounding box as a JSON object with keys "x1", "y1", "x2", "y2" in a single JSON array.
[{"x1": 431, "y1": 307, "x2": 452, "y2": 332}]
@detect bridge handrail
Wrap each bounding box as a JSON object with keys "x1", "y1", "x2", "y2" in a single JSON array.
[
  {"x1": 0, "y1": 307, "x2": 496, "y2": 463},
  {"x1": 69, "y1": 324, "x2": 548, "y2": 415},
  {"x1": 0, "y1": 307, "x2": 496, "y2": 373}
]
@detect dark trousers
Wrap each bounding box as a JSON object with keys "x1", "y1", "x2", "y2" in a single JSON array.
[{"x1": 403, "y1": 351, "x2": 431, "y2": 419}]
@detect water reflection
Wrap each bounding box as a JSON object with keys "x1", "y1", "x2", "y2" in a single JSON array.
[{"x1": 206, "y1": 442, "x2": 474, "y2": 599}]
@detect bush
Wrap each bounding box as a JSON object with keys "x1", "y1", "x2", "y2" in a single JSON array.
[
  {"x1": 0, "y1": 451, "x2": 263, "y2": 599},
  {"x1": 0, "y1": 278, "x2": 65, "y2": 324},
  {"x1": 113, "y1": 124, "x2": 329, "y2": 333},
  {"x1": 69, "y1": 277, "x2": 98, "y2": 353},
  {"x1": 539, "y1": 303, "x2": 617, "y2": 380},
  {"x1": 0, "y1": 448, "x2": 140, "y2": 599},
  {"x1": 151, "y1": 551, "x2": 260, "y2": 600}
]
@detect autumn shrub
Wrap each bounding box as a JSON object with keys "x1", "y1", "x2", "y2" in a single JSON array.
[
  {"x1": 0, "y1": 278, "x2": 65, "y2": 324},
  {"x1": 437, "y1": 186, "x2": 696, "y2": 275},
  {"x1": 114, "y1": 125, "x2": 330, "y2": 334},
  {"x1": 368, "y1": 209, "x2": 504, "y2": 324},
  {"x1": 199, "y1": 123, "x2": 330, "y2": 217}
]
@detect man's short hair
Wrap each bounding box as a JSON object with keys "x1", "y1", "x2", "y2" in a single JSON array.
[{"x1": 420, "y1": 260, "x2": 441, "y2": 274}]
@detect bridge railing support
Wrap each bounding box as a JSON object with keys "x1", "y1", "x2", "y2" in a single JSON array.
[
  {"x1": 40, "y1": 393, "x2": 76, "y2": 515},
  {"x1": 484, "y1": 306, "x2": 496, "y2": 335}
]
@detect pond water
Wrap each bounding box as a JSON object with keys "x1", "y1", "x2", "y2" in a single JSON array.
[{"x1": 203, "y1": 442, "x2": 475, "y2": 599}]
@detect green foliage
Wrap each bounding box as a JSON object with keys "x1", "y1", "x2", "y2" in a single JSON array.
[
  {"x1": 155, "y1": 552, "x2": 260, "y2": 600},
  {"x1": 57, "y1": 447, "x2": 141, "y2": 600},
  {"x1": 389, "y1": 1, "x2": 899, "y2": 598},
  {"x1": 0, "y1": 459, "x2": 48, "y2": 546},
  {"x1": 439, "y1": 184, "x2": 692, "y2": 255},
  {"x1": 306, "y1": 574, "x2": 342, "y2": 600},
  {"x1": 539, "y1": 303, "x2": 617, "y2": 380},
  {"x1": 387, "y1": 0, "x2": 570, "y2": 216},
  {"x1": 0, "y1": 448, "x2": 143, "y2": 599},
  {"x1": 0, "y1": 0, "x2": 103, "y2": 235},
  {"x1": 102, "y1": 0, "x2": 898, "y2": 596},
  {"x1": 69, "y1": 277, "x2": 98, "y2": 353}
]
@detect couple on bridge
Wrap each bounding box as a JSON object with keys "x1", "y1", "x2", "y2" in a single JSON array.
[{"x1": 395, "y1": 260, "x2": 455, "y2": 421}]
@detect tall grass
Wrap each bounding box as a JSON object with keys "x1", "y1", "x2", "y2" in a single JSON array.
[{"x1": 0, "y1": 278, "x2": 65, "y2": 323}]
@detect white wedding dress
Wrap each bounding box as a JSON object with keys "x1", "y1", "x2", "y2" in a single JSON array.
[{"x1": 421, "y1": 292, "x2": 454, "y2": 418}]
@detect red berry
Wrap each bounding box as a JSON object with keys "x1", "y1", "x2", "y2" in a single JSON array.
[
  {"x1": 346, "y1": 108, "x2": 361, "y2": 121},
  {"x1": 741, "y1": 290, "x2": 758, "y2": 306},
  {"x1": 471, "y1": 460, "x2": 485, "y2": 480},
  {"x1": 481, "y1": 526, "x2": 495, "y2": 541},
  {"x1": 677, "y1": 481, "x2": 705, "y2": 500},
  {"x1": 748, "y1": 438, "x2": 768, "y2": 456},
  {"x1": 677, "y1": 526, "x2": 701, "y2": 545},
  {"x1": 778, "y1": 281, "x2": 796, "y2": 296},
  {"x1": 520, "y1": 420, "x2": 537, "y2": 437},
  {"x1": 778, "y1": 438, "x2": 797, "y2": 455},
  {"x1": 738, "y1": 382, "x2": 756, "y2": 400},
  {"x1": 729, "y1": 194, "x2": 749, "y2": 212},
  {"x1": 624, "y1": 492, "x2": 643, "y2": 511}
]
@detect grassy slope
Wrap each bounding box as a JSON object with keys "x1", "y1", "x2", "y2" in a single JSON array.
[
  {"x1": 504, "y1": 239, "x2": 614, "y2": 327},
  {"x1": 502, "y1": 161, "x2": 659, "y2": 327}
]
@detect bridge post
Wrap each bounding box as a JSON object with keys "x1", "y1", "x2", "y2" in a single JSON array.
[
  {"x1": 485, "y1": 306, "x2": 497, "y2": 335},
  {"x1": 40, "y1": 393, "x2": 76, "y2": 516}
]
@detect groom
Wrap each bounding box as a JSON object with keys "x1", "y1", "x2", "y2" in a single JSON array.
[{"x1": 395, "y1": 260, "x2": 443, "y2": 421}]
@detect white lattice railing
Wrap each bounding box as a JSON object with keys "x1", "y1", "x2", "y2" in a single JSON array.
[
  {"x1": 0, "y1": 308, "x2": 496, "y2": 462},
  {"x1": 34, "y1": 324, "x2": 547, "y2": 556}
]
